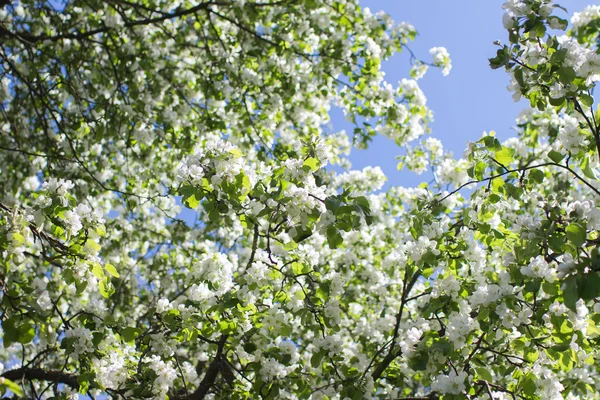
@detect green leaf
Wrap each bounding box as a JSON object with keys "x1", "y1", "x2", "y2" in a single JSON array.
[
  {"x1": 566, "y1": 222, "x2": 586, "y2": 248},
  {"x1": 293, "y1": 227, "x2": 312, "y2": 243},
  {"x1": 408, "y1": 351, "x2": 429, "y2": 371},
  {"x1": 558, "y1": 349, "x2": 575, "y2": 371},
  {"x1": 78, "y1": 372, "x2": 94, "y2": 394},
  {"x1": 475, "y1": 367, "x2": 493, "y2": 382},
  {"x1": 353, "y1": 196, "x2": 371, "y2": 213},
  {"x1": 529, "y1": 169, "x2": 544, "y2": 183},
  {"x1": 121, "y1": 327, "x2": 141, "y2": 343},
  {"x1": 512, "y1": 338, "x2": 526, "y2": 350},
  {"x1": 326, "y1": 225, "x2": 343, "y2": 249},
  {"x1": 515, "y1": 68, "x2": 525, "y2": 86},
  {"x1": 17, "y1": 322, "x2": 35, "y2": 344},
  {"x1": 524, "y1": 278, "x2": 541, "y2": 294},
  {"x1": 550, "y1": 48, "x2": 568, "y2": 63},
  {"x1": 99, "y1": 277, "x2": 114, "y2": 299},
  {"x1": 228, "y1": 148, "x2": 243, "y2": 158},
  {"x1": 244, "y1": 342, "x2": 258, "y2": 353},
  {"x1": 311, "y1": 351, "x2": 325, "y2": 369},
  {"x1": 164, "y1": 309, "x2": 181, "y2": 330},
  {"x1": 489, "y1": 46, "x2": 509, "y2": 69},
  {"x1": 303, "y1": 157, "x2": 319, "y2": 172},
  {"x1": 481, "y1": 135, "x2": 502, "y2": 151},
  {"x1": 494, "y1": 147, "x2": 515, "y2": 166},
  {"x1": 2, "y1": 317, "x2": 18, "y2": 348},
  {"x1": 563, "y1": 276, "x2": 578, "y2": 311},
  {"x1": 548, "y1": 232, "x2": 566, "y2": 253},
  {"x1": 548, "y1": 150, "x2": 565, "y2": 163},
  {"x1": 0, "y1": 379, "x2": 24, "y2": 397},
  {"x1": 524, "y1": 348, "x2": 539, "y2": 362},
  {"x1": 75, "y1": 280, "x2": 88, "y2": 294},
  {"x1": 325, "y1": 196, "x2": 342, "y2": 213},
  {"x1": 9, "y1": 232, "x2": 25, "y2": 246},
  {"x1": 218, "y1": 320, "x2": 236, "y2": 334},
  {"x1": 580, "y1": 94, "x2": 594, "y2": 108},
  {"x1": 522, "y1": 373, "x2": 537, "y2": 395},
  {"x1": 558, "y1": 66, "x2": 576, "y2": 84},
  {"x1": 84, "y1": 239, "x2": 101, "y2": 253},
  {"x1": 578, "y1": 272, "x2": 600, "y2": 300},
  {"x1": 491, "y1": 177, "x2": 505, "y2": 193},
  {"x1": 543, "y1": 281, "x2": 559, "y2": 296},
  {"x1": 474, "y1": 161, "x2": 487, "y2": 180},
  {"x1": 184, "y1": 193, "x2": 202, "y2": 209},
  {"x1": 104, "y1": 263, "x2": 120, "y2": 278},
  {"x1": 91, "y1": 262, "x2": 105, "y2": 279},
  {"x1": 241, "y1": 173, "x2": 252, "y2": 194},
  {"x1": 95, "y1": 223, "x2": 107, "y2": 237},
  {"x1": 580, "y1": 157, "x2": 597, "y2": 180},
  {"x1": 549, "y1": 96, "x2": 565, "y2": 107}
]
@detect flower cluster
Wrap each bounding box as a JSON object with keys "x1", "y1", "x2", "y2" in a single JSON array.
[{"x1": 429, "y1": 47, "x2": 452, "y2": 76}]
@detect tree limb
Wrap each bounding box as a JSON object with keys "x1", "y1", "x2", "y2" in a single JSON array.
[
  {"x1": 371, "y1": 269, "x2": 421, "y2": 381},
  {"x1": 187, "y1": 335, "x2": 228, "y2": 400},
  {"x1": 2, "y1": 367, "x2": 79, "y2": 390},
  {"x1": 0, "y1": 1, "x2": 288, "y2": 44}
]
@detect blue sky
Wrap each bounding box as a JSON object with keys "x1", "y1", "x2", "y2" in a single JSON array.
[{"x1": 346, "y1": 0, "x2": 591, "y2": 188}]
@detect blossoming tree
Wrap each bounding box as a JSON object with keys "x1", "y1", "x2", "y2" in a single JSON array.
[{"x1": 1, "y1": 0, "x2": 600, "y2": 398}]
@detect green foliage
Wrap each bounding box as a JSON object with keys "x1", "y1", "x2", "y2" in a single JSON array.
[{"x1": 1, "y1": 0, "x2": 600, "y2": 399}]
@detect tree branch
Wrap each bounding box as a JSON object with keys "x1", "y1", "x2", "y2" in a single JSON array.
[
  {"x1": 436, "y1": 161, "x2": 600, "y2": 205},
  {"x1": 2, "y1": 367, "x2": 79, "y2": 390},
  {"x1": 0, "y1": 1, "x2": 288, "y2": 44},
  {"x1": 371, "y1": 269, "x2": 421, "y2": 381},
  {"x1": 188, "y1": 335, "x2": 228, "y2": 400},
  {"x1": 0, "y1": 2, "x2": 225, "y2": 43},
  {"x1": 572, "y1": 97, "x2": 600, "y2": 164}
]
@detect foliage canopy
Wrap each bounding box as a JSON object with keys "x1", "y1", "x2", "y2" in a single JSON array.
[{"x1": 1, "y1": 0, "x2": 600, "y2": 399}]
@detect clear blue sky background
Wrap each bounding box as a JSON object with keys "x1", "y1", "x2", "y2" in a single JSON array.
[{"x1": 344, "y1": 0, "x2": 591, "y2": 189}]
